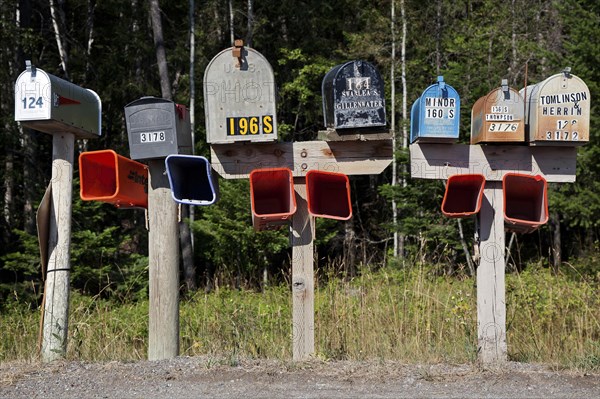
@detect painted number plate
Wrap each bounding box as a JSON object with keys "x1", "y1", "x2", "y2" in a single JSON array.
[{"x1": 227, "y1": 115, "x2": 274, "y2": 136}]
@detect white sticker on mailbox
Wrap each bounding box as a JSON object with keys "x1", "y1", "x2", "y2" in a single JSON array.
[{"x1": 15, "y1": 75, "x2": 51, "y2": 121}]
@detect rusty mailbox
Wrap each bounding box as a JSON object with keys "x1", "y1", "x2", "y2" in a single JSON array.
[
  {"x1": 470, "y1": 80, "x2": 525, "y2": 144},
  {"x1": 204, "y1": 41, "x2": 277, "y2": 144},
  {"x1": 14, "y1": 61, "x2": 101, "y2": 138},
  {"x1": 322, "y1": 60, "x2": 386, "y2": 130},
  {"x1": 520, "y1": 68, "x2": 590, "y2": 146},
  {"x1": 124, "y1": 97, "x2": 192, "y2": 161},
  {"x1": 410, "y1": 76, "x2": 460, "y2": 143}
]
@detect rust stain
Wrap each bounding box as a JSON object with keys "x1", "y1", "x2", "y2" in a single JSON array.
[{"x1": 321, "y1": 148, "x2": 334, "y2": 157}]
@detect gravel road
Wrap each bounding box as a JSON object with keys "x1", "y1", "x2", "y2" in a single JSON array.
[{"x1": 1, "y1": 357, "x2": 598, "y2": 398}]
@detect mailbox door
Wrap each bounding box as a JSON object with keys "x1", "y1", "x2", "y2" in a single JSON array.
[
  {"x1": 328, "y1": 60, "x2": 386, "y2": 130},
  {"x1": 471, "y1": 85, "x2": 524, "y2": 144},
  {"x1": 125, "y1": 98, "x2": 179, "y2": 160},
  {"x1": 414, "y1": 78, "x2": 460, "y2": 142},
  {"x1": 526, "y1": 73, "x2": 590, "y2": 146},
  {"x1": 204, "y1": 47, "x2": 277, "y2": 144}
]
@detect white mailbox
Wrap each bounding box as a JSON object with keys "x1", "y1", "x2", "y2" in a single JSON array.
[
  {"x1": 203, "y1": 41, "x2": 277, "y2": 144},
  {"x1": 14, "y1": 61, "x2": 101, "y2": 138}
]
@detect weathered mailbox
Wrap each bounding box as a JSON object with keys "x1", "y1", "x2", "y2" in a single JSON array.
[
  {"x1": 249, "y1": 168, "x2": 296, "y2": 230},
  {"x1": 204, "y1": 41, "x2": 277, "y2": 144},
  {"x1": 471, "y1": 79, "x2": 525, "y2": 144},
  {"x1": 165, "y1": 154, "x2": 219, "y2": 206},
  {"x1": 79, "y1": 150, "x2": 148, "y2": 208},
  {"x1": 520, "y1": 68, "x2": 590, "y2": 146},
  {"x1": 410, "y1": 76, "x2": 460, "y2": 143},
  {"x1": 124, "y1": 97, "x2": 192, "y2": 161},
  {"x1": 322, "y1": 60, "x2": 386, "y2": 130},
  {"x1": 14, "y1": 61, "x2": 101, "y2": 138}
]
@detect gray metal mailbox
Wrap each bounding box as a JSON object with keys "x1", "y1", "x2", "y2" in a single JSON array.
[
  {"x1": 203, "y1": 41, "x2": 277, "y2": 144},
  {"x1": 520, "y1": 68, "x2": 590, "y2": 146},
  {"x1": 124, "y1": 97, "x2": 192, "y2": 161},
  {"x1": 14, "y1": 61, "x2": 101, "y2": 138},
  {"x1": 322, "y1": 60, "x2": 386, "y2": 130}
]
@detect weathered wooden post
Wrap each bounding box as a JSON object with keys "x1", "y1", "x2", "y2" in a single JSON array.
[
  {"x1": 409, "y1": 70, "x2": 588, "y2": 364},
  {"x1": 15, "y1": 61, "x2": 101, "y2": 362},
  {"x1": 125, "y1": 97, "x2": 193, "y2": 360}
]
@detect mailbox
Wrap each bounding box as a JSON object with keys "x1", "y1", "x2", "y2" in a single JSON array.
[
  {"x1": 322, "y1": 60, "x2": 386, "y2": 130},
  {"x1": 470, "y1": 80, "x2": 525, "y2": 144},
  {"x1": 14, "y1": 61, "x2": 101, "y2": 138},
  {"x1": 410, "y1": 76, "x2": 460, "y2": 143},
  {"x1": 503, "y1": 173, "x2": 548, "y2": 234},
  {"x1": 79, "y1": 150, "x2": 148, "y2": 208},
  {"x1": 165, "y1": 155, "x2": 219, "y2": 206},
  {"x1": 520, "y1": 68, "x2": 590, "y2": 146},
  {"x1": 441, "y1": 174, "x2": 485, "y2": 218},
  {"x1": 124, "y1": 97, "x2": 192, "y2": 161},
  {"x1": 249, "y1": 168, "x2": 296, "y2": 230},
  {"x1": 306, "y1": 170, "x2": 352, "y2": 220},
  {"x1": 204, "y1": 41, "x2": 277, "y2": 144}
]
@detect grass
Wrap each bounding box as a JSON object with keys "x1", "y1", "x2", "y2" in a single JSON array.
[{"x1": 1, "y1": 263, "x2": 598, "y2": 370}]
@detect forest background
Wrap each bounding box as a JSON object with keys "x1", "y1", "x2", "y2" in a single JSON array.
[{"x1": 0, "y1": 0, "x2": 598, "y2": 366}]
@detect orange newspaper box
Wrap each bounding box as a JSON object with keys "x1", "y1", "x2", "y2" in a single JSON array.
[
  {"x1": 441, "y1": 174, "x2": 486, "y2": 218},
  {"x1": 79, "y1": 150, "x2": 148, "y2": 208},
  {"x1": 306, "y1": 170, "x2": 352, "y2": 220},
  {"x1": 503, "y1": 173, "x2": 548, "y2": 234},
  {"x1": 250, "y1": 168, "x2": 297, "y2": 230}
]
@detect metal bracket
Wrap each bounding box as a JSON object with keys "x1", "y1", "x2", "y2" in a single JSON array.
[
  {"x1": 232, "y1": 39, "x2": 244, "y2": 68},
  {"x1": 26, "y1": 60, "x2": 36, "y2": 78}
]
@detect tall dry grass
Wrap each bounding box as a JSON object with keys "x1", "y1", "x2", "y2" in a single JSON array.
[{"x1": 1, "y1": 264, "x2": 598, "y2": 369}]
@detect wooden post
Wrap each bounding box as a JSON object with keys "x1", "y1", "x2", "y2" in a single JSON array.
[
  {"x1": 477, "y1": 181, "x2": 507, "y2": 363},
  {"x1": 147, "y1": 159, "x2": 180, "y2": 360},
  {"x1": 41, "y1": 132, "x2": 75, "y2": 362},
  {"x1": 291, "y1": 180, "x2": 315, "y2": 360}
]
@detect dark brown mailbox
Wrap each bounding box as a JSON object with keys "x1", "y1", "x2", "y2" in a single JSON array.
[{"x1": 322, "y1": 60, "x2": 386, "y2": 130}]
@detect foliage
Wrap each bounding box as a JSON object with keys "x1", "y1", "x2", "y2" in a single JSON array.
[
  {"x1": 2, "y1": 265, "x2": 598, "y2": 370},
  {"x1": 0, "y1": 0, "x2": 598, "y2": 305}
]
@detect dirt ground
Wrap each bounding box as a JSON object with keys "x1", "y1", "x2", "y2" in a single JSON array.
[{"x1": 1, "y1": 357, "x2": 598, "y2": 398}]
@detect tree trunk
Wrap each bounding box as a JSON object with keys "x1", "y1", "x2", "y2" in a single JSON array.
[
  {"x1": 551, "y1": 211, "x2": 561, "y2": 273},
  {"x1": 228, "y1": 0, "x2": 234, "y2": 46},
  {"x1": 399, "y1": 0, "x2": 407, "y2": 258},
  {"x1": 149, "y1": 0, "x2": 172, "y2": 100},
  {"x1": 48, "y1": 0, "x2": 69, "y2": 78},
  {"x1": 246, "y1": 0, "x2": 253, "y2": 47},
  {"x1": 390, "y1": 0, "x2": 398, "y2": 258}
]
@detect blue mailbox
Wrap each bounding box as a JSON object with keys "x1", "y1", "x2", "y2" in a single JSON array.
[{"x1": 410, "y1": 76, "x2": 460, "y2": 143}]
